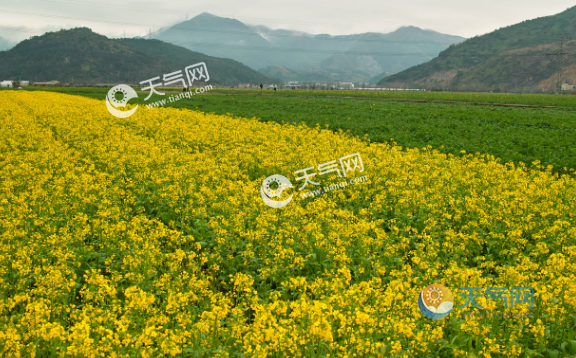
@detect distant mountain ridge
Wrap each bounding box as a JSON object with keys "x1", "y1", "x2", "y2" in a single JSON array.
[
  {"x1": 155, "y1": 13, "x2": 465, "y2": 82},
  {"x1": 380, "y1": 5, "x2": 576, "y2": 91},
  {"x1": 0, "y1": 28, "x2": 273, "y2": 86}
]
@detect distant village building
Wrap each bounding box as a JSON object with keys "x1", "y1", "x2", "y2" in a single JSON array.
[
  {"x1": 238, "y1": 84, "x2": 251, "y2": 89},
  {"x1": 1, "y1": 80, "x2": 30, "y2": 87},
  {"x1": 562, "y1": 83, "x2": 576, "y2": 91},
  {"x1": 337, "y1": 82, "x2": 354, "y2": 90}
]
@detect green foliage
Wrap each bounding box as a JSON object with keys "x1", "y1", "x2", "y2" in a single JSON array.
[{"x1": 207, "y1": 89, "x2": 576, "y2": 107}]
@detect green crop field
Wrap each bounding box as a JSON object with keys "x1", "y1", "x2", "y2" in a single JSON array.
[{"x1": 206, "y1": 89, "x2": 576, "y2": 108}]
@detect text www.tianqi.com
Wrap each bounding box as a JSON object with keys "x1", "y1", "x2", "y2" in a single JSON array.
[
  {"x1": 145, "y1": 85, "x2": 213, "y2": 109},
  {"x1": 300, "y1": 175, "x2": 369, "y2": 199}
]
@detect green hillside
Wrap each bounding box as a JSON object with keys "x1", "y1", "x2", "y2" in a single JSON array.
[
  {"x1": 0, "y1": 28, "x2": 274, "y2": 86},
  {"x1": 380, "y1": 6, "x2": 576, "y2": 91}
]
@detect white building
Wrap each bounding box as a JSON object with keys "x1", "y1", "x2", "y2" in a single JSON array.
[
  {"x1": 0, "y1": 80, "x2": 13, "y2": 88},
  {"x1": 337, "y1": 82, "x2": 355, "y2": 90}
]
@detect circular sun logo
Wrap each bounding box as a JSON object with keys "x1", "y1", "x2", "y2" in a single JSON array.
[
  {"x1": 109, "y1": 86, "x2": 130, "y2": 107},
  {"x1": 263, "y1": 176, "x2": 284, "y2": 198},
  {"x1": 418, "y1": 284, "x2": 454, "y2": 320},
  {"x1": 260, "y1": 175, "x2": 293, "y2": 209},
  {"x1": 426, "y1": 286, "x2": 444, "y2": 305},
  {"x1": 105, "y1": 84, "x2": 139, "y2": 118}
]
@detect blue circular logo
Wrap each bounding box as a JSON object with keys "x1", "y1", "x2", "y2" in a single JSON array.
[{"x1": 418, "y1": 284, "x2": 454, "y2": 320}]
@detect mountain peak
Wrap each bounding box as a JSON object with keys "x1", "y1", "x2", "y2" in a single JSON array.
[
  {"x1": 391, "y1": 26, "x2": 435, "y2": 35},
  {"x1": 193, "y1": 12, "x2": 218, "y2": 19},
  {"x1": 396, "y1": 25, "x2": 423, "y2": 31},
  {"x1": 176, "y1": 12, "x2": 248, "y2": 30}
]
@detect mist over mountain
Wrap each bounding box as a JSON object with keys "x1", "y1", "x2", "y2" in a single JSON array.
[
  {"x1": 0, "y1": 36, "x2": 15, "y2": 51},
  {"x1": 155, "y1": 13, "x2": 465, "y2": 83}
]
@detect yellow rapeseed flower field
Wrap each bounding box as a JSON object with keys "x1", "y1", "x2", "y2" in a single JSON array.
[{"x1": 1, "y1": 91, "x2": 576, "y2": 357}]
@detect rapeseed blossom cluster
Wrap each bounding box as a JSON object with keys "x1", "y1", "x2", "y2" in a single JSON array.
[{"x1": 1, "y1": 91, "x2": 575, "y2": 357}]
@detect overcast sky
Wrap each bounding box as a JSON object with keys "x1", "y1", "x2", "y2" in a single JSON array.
[{"x1": 0, "y1": 0, "x2": 575, "y2": 42}]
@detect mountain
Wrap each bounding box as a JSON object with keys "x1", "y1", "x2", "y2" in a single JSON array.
[
  {"x1": 251, "y1": 25, "x2": 464, "y2": 80},
  {"x1": 380, "y1": 6, "x2": 576, "y2": 91},
  {"x1": 156, "y1": 13, "x2": 465, "y2": 82},
  {"x1": 117, "y1": 38, "x2": 273, "y2": 86},
  {"x1": 156, "y1": 13, "x2": 284, "y2": 71},
  {"x1": 320, "y1": 27, "x2": 465, "y2": 79},
  {"x1": 0, "y1": 36, "x2": 14, "y2": 51},
  {"x1": 248, "y1": 25, "x2": 366, "y2": 68},
  {"x1": 0, "y1": 28, "x2": 274, "y2": 86}
]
